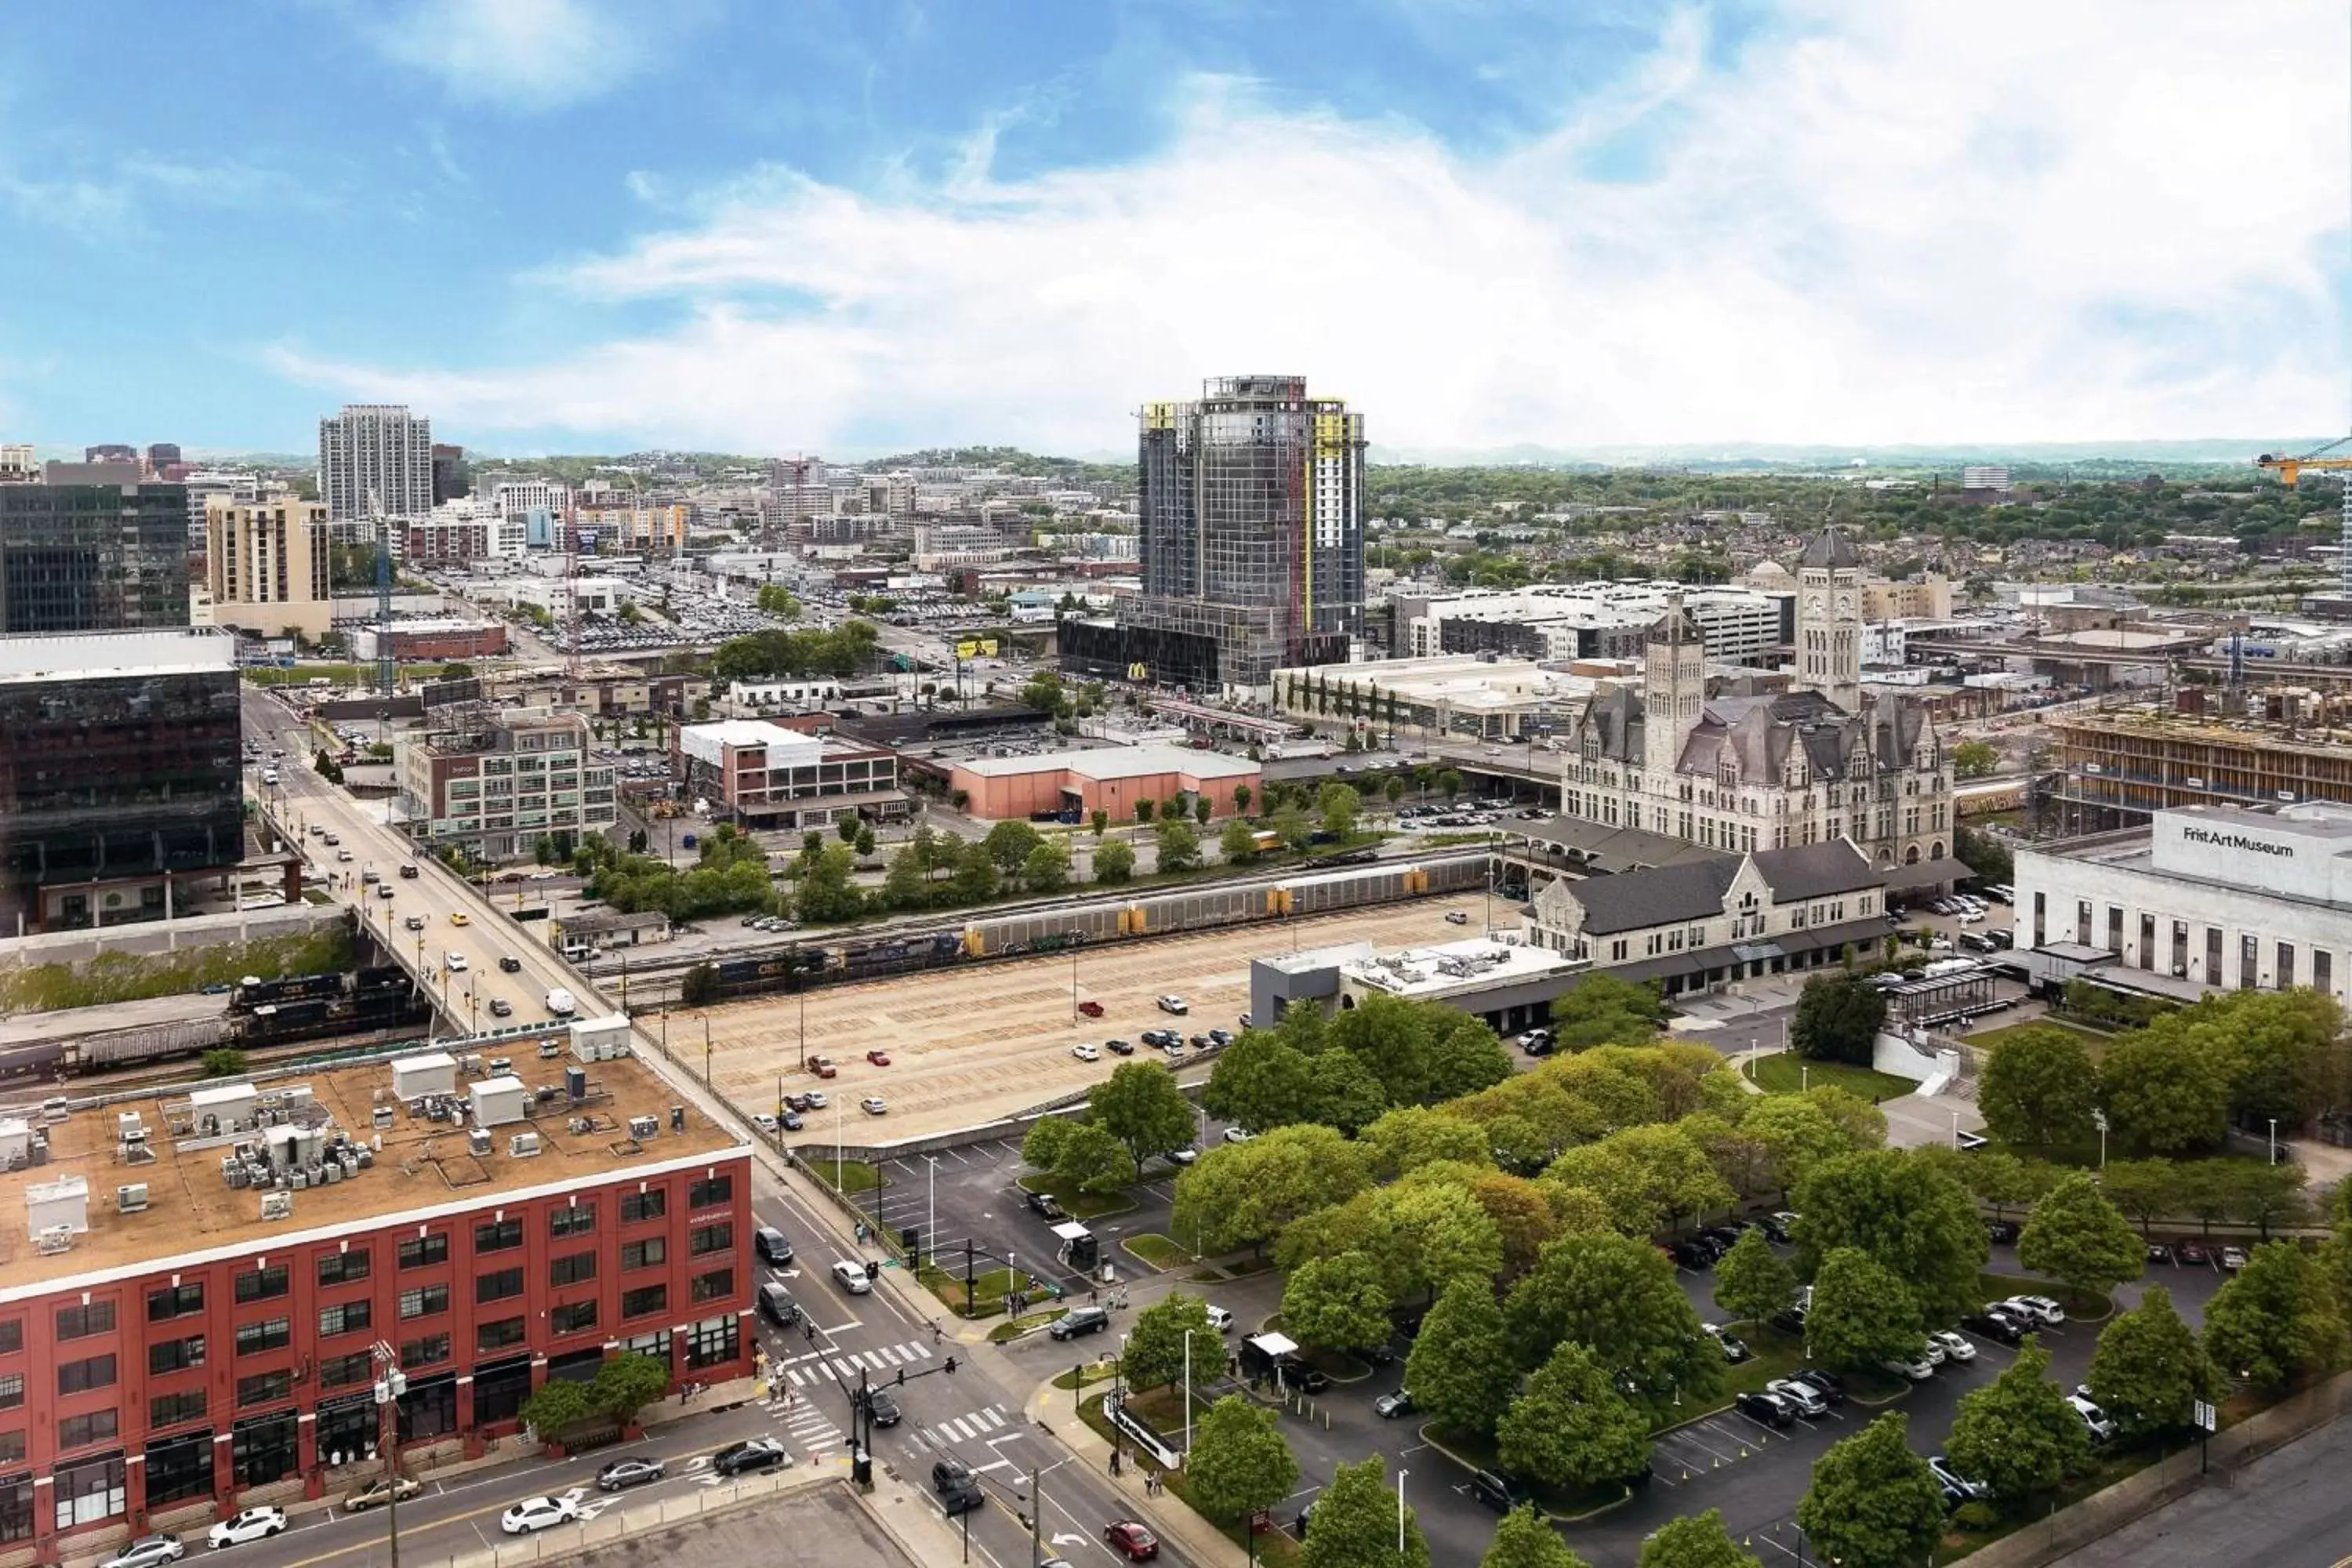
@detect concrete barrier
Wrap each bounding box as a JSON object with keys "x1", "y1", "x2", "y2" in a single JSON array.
[{"x1": 1960, "y1": 1367, "x2": 2352, "y2": 1566}]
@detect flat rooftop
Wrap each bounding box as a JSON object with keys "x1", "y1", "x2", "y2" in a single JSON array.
[
  {"x1": 1341, "y1": 935, "x2": 1575, "y2": 998},
  {"x1": 0, "y1": 1047, "x2": 739, "y2": 1299},
  {"x1": 0, "y1": 626, "x2": 236, "y2": 684},
  {"x1": 950, "y1": 742, "x2": 1259, "y2": 781}
]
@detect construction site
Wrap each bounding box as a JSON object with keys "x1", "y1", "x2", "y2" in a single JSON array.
[{"x1": 688, "y1": 897, "x2": 1492, "y2": 1144}]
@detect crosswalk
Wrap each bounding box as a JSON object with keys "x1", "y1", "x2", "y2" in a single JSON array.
[
  {"x1": 779, "y1": 1399, "x2": 843, "y2": 1463},
  {"x1": 920, "y1": 1404, "x2": 1011, "y2": 1445},
  {"x1": 776, "y1": 1338, "x2": 937, "y2": 1388}
]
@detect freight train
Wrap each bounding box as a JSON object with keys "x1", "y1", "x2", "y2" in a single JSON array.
[
  {"x1": 682, "y1": 855, "x2": 1487, "y2": 1007},
  {"x1": 231, "y1": 966, "x2": 430, "y2": 1047}
]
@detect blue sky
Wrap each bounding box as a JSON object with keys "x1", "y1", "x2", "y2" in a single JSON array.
[{"x1": 2, "y1": 0, "x2": 2347, "y2": 457}]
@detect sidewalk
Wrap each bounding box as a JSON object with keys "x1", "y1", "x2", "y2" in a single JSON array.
[{"x1": 1016, "y1": 1370, "x2": 1248, "y2": 1568}]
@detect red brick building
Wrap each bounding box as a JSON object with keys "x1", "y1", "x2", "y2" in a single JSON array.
[{"x1": 0, "y1": 1048, "x2": 752, "y2": 1562}]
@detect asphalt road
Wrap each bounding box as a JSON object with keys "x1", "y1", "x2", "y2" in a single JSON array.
[{"x1": 2049, "y1": 1411, "x2": 2352, "y2": 1568}]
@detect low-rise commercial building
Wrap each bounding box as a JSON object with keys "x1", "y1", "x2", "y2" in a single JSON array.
[
  {"x1": 0, "y1": 628, "x2": 245, "y2": 933},
  {"x1": 350, "y1": 619, "x2": 510, "y2": 662},
  {"x1": 1393, "y1": 583, "x2": 1793, "y2": 666},
  {"x1": 1251, "y1": 935, "x2": 1581, "y2": 1039},
  {"x1": 397, "y1": 708, "x2": 617, "y2": 863},
  {"x1": 2017, "y1": 801, "x2": 2352, "y2": 998},
  {"x1": 943, "y1": 742, "x2": 1257, "y2": 822},
  {"x1": 0, "y1": 1047, "x2": 750, "y2": 1559},
  {"x1": 1269, "y1": 654, "x2": 1596, "y2": 742},
  {"x1": 676, "y1": 719, "x2": 902, "y2": 831},
  {"x1": 1521, "y1": 839, "x2": 1888, "y2": 996}
]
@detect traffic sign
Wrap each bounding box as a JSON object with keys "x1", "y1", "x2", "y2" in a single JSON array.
[{"x1": 2195, "y1": 1399, "x2": 2217, "y2": 1432}]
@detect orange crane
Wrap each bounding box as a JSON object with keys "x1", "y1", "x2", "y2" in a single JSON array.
[{"x1": 2256, "y1": 437, "x2": 2352, "y2": 486}]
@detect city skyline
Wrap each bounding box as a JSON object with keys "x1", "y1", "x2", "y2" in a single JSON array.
[{"x1": 1, "y1": 2, "x2": 2347, "y2": 457}]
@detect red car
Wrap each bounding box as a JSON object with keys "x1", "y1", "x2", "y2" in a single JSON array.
[
  {"x1": 2175, "y1": 1238, "x2": 2210, "y2": 1265},
  {"x1": 866, "y1": 1050, "x2": 891, "y2": 1066},
  {"x1": 1105, "y1": 1521, "x2": 1160, "y2": 1561},
  {"x1": 809, "y1": 1056, "x2": 837, "y2": 1079}
]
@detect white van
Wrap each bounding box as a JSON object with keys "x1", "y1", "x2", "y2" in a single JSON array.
[{"x1": 544, "y1": 989, "x2": 577, "y2": 1018}]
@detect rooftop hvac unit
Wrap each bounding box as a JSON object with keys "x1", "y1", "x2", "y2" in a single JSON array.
[
  {"x1": 628, "y1": 1116, "x2": 658, "y2": 1140},
  {"x1": 38, "y1": 1098, "x2": 68, "y2": 1125},
  {"x1": 33, "y1": 1225, "x2": 73, "y2": 1254},
  {"x1": 508, "y1": 1131, "x2": 543, "y2": 1158},
  {"x1": 467, "y1": 1128, "x2": 492, "y2": 1158},
  {"x1": 372, "y1": 1105, "x2": 395, "y2": 1131},
  {"x1": 115, "y1": 1183, "x2": 148, "y2": 1214},
  {"x1": 260, "y1": 1192, "x2": 293, "y2": 1221}
]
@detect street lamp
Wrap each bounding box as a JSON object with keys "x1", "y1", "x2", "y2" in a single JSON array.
[
  {"x1": 702, "y1": 1014, "x2": 713, "y2": 1087},
  {"x1": 1183, "y1": 1327, "x2": 1196, "y2": 1461},
  {"x1": 1396, "y1": 1468, "x2": 1410, "y2": 1554},
  {"x1": 2270, "y1": 1116, "x2": 2280, "y2": 1166},
  {"x1": 2095, "y1": 1108, "x2": 2110, "y2": 1171}
]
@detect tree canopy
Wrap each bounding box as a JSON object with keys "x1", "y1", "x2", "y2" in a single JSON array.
[
  {"x1": 1791, "y1": 975, "x2": 1887, "y2": 1065},
  {"x1": 1794, "y1": 1412, "x2": 1945, "y2": 1568}
]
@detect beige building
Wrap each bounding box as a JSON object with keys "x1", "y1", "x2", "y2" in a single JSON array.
[
  {"x1": 1864, "y1": 575, "x2": 1953, "y2": 620},
  {"x1": 204, "y1": 496, "x2": 333, "y2": 639}
]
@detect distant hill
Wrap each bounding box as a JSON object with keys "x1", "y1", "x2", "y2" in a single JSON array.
[{"x1": 1368, "y1": 438, "x2": 2331, "y2": 474}]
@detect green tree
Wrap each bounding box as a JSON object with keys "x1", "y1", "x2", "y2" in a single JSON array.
[
  {"x1": 1712, "y1": 1228, "x2": 1797, "y2": 1329},
  {"x1": 982, "y1": 818, "x2": 1042, "y2": 875},
  {"x1": 1272, "y1": 803, "x2": 1313, "y2": 851},
  {"x1": 1439, "y1": 768, "x2": 1461, "y2": 801},
  {"x1": 1483, "y1": 1504, "x2": 1592, "y2": 1568},
  {"x1": 1170, "y1": 1124, "x2": 1371, "y2": 1258},
  {"x1": 1134, "y1": 798, "x2": 1155, "y2": 824},
  {"x1": 1978, "y1": 1025, "x2": 2101, "y2": 1149},
  {"x1": 1791, "y1": 975, "x2": 1887, "y2": 1065},
  {"x1": 1021, "y1": 838, "x2": 1071, "y2": 894},
  {"x1": 587, "y1": 1352, "x2": 673, "y2": 1423},
  {"x1": 2017, "y1": 1173, "x2": 2145, "y2": 1304},
  {"x1": 1636, "y1": 1512, "x2": 1760, "y2": 1568},
  {"x1": 1283, "y1": 1251, "x2": 1392, "y2": 1352},
  {"x1": 1220, "y1": 817, "x2": 1261, "y2": 862},
  {"x1": 1231, "y1": 783, "x2": 1252, "y2": 815},
  {"x1": 836, "y1": 815, "x2": 860, "y2": 844},
  {"x1": 1090, "y1": 808, "x2": 1109, "y2": 837},
  {"x1": 1194, "y1": 793, "x2": 1213, "y2": 826},
  {"x1": 1793, "y1": 1149, "x2": 1988, "y2": 1326},
  {"x1": 2203, "y1": 1240, "x2": 2348, "y2": 1392},
  {"x1": 1305, "y1": 1048, "x2": 1392, "y2": 1136},
  {"x1": 1203, "y1": 1033, "x2": 1317, "y2": 1134},
  {"x1": 1319, "y1": 781, "x2": 1361, "y2": 838},
  {"x1": 2098, "y1": 1159, "x2": 2184, "y2": 1240},
  {"x1": 2100, "y1": 1026, "x2": 2229, "y2": 1155},
  {"x1": 1021, "y1": 1116, "x2": 1076, "y2": 1171},
  {"x1": 1049, "y1": 1122, "x2": 1134, "y2": 1194},
  {"x1": 1497, "y1": 1341, "x2": 1650, "y2": 1490},
  {"x1": 2086, "y1": 1286, "x2": 2220, "y2": 1437},
  {"x1": 1155, "y1": 817, "x2": 1202, "y2": 872},
  {"x1": 2225, "y1": 1160, "x2": 2311, "y2": 1240},
  {"x1": 201, "y1": 1047, "x2": 249, "y2": 1079},
  {"x1": 880, "y1": 845, "x2": 933, "y2": 911},
  {"x1": 946, "y1": 842, "x2": 999, "y2": 902},
  {"x1": 1298, "y1": 1457, "x2": 1429, "y2": 1568},
  {"x1": 1795, "y1": 1413, "x2": 1946, "y2": 1568},
  {"x1": 1503, "y1": 1232, "x2": 1722, "y2": 1400},
  {"x1": 1806, "y1": 1247, "x2": 1925, "y2": 1370},
  {"x1": 1944, "y1": 1338, "x2": 2091, "y2": 1504},
  {"x1": 1407, "y1": 1277, "x2": 1520, "y2": 1439},
  {"x1": 791, "y1": 842, "x2": 865, "y2": 922},
  {"x1": 1965, "y1": 1149, "x2": 2050, "y2": 1223},
  {"x1": 1120, "y1": 1292, "x2": 1216, "y2": 1392},
  {"x1": 1359, "y1": 1106, "x2": 1493, "y2": 1181},
  {"x1": 1094, "y1": 837, "x2": 1136, "y2": 884},
  {"x1": 1951, "y1": 738, "x2": 1999, "y2": 779},
  {"x1": 1739, "y1": 1095, "x2": 1866, "y2": 1200},
  {"x1": 1088, "y1": 1062, "x2": 1196, "y2": 1172},
  {"x1": 677, "y1": 963, "x2": 720, "y2": 1007},
  {"x1": 853, "y1": 823, "x2": 876, "y2": 858},
  {"x1": 1185, "y1": 1396, "x2": 1299, "y2": 1544}
]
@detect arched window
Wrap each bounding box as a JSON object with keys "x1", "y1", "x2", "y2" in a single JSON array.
[
  {"x1": 1929, "y1": 840, "x2": 1945, "y2": 861},
  {"x1": 1904, "y1": 844, "x2": 1921, "y2": 865}
]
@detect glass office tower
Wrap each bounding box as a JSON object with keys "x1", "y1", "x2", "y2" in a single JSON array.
[{"x1": 0, "y1": 479, "x2": 191, "y2": 633}]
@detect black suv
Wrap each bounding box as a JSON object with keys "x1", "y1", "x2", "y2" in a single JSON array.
[
  {"x1": 757, "y1": 1282, "x2": 800, "y2": 1327},
  {"x1": 1961, "y1": 1311, "x2": 2027, "y2": 1346},
  {"x1": 862, "y1": 1388, "x2": 901, "y2": 1428},
  {"x1": 1735, "y1": 1392, "x2": 1795, "y2": 1428},
  {"x1": 755, "y1": 1225, "x2": 794, "y2": 1265},
  {"x1": 1026, "y1": 1191, "x2": 1067, "y2": 1221},
  {"x1": 712, "y1": 1438, "x2": 790, "y2": 1476},
  {"x1": 932, "y1": 1457, "x2": 975, "y2": 1494},
  {"x1": 1049, "y1": 1306, "x2": 1110, "y2": 1341},
  {"x1": 1468, "y1": 1470, "x2": 1532, "y2": 1513}
]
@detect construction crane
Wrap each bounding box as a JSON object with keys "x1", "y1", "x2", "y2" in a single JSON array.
[
  {"x1": 367, "y1": 488, "x2": 396, "y2": 696},
  {"x1": 2257, "y1": 439, "x2": 2352, "y2": 600}
]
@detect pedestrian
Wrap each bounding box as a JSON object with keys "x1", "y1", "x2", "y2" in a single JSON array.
[{"x1": 1109, "y1": 1450, "x2": 1122, "y2": 1478}]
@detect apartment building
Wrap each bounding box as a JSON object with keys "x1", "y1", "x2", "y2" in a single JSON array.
[
  {"x1": 204, "y1": 499, "x2": 332, "y2": 640},
  {"x1": 317, "y1": 405, "x2": 433, "y2": 524},
  {"x1": 397, "y1": 708, "x2": 617, "y2": 862}
]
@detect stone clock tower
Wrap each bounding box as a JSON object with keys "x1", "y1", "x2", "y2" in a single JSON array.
[{"x1": 1795, "y1": 524, "x2": 1862, "y2": 713}]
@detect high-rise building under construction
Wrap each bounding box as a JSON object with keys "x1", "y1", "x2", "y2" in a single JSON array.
[{"x1": 1098, "y1": 375, "x2": 1365, "y2": 690}]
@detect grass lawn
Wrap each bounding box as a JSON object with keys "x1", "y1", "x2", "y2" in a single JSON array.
[
  {"x1": 1749, "y1": 1053, "x2": 1919, "y2": 1102},
  {"x1": 917, "y1": 1263, "x2": 1047, "y2": 1319},
  {"x1": 1077, "y1": 1392, "x2": 1301, "y2": 1563},
  {"x1": 1051, "y1": 1360, "x2": 1120, "y2": 1392},
  {"x1": 1016, "y1": 1174, "x2": 1137, "y2": 1221},
  {"x1": 803, "y1": 1158, "x2": 884, "y2": 1196},
  {"x1": 989, "y1": 1308, "x2": 1069, "y2": 1342},
  {"x1": 1422, "y1": 1423, "x2": 1633, "y2": 1520},
  {"x1": 1717, "y1": 1323, "x2": 1809, "y2": 1399},
  {"x1": 1123, "y1": 1233, "x2": 1191, "y2": 1271},
  {"x1": 1965, "y1": 1018, "x2": 2113, "y2": 1058},
  {"x1": 1843, "y1": 1367, "x2": 1916, "y2": 1404}
]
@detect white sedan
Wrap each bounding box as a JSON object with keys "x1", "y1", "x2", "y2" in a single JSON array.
[
  {"x1": 1929, "y1": 1329, "x2": 1978, "y2": 1363},
  {"x1": 205, "y1": 1509, "x2": 287, "y2": 1549},
  {"x1": 1071, "y1": 1043, "x2": 1101, "y2": 1062},
  {"x1": 861, "y1": 1096, "x2": 888, "y2": 1116},
  {"x1": 499, "y1": 1494, "x2": 583, "y2": 1535}
]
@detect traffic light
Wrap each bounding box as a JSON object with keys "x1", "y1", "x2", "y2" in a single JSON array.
[{"x1": 899, "y1": 1225, "x2": 920, "y2": 1254}]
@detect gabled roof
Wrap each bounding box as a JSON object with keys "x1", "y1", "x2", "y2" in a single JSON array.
[
  {"x1": 1799, "y1": 524, "x2": 1860, "y2": 570},
  {"x1": 1751, "y1": 840, "x2": 1882, "y2": 902},
  {"x1": 1569, "y1": 860, "x2": 1738, "y2": 935}
]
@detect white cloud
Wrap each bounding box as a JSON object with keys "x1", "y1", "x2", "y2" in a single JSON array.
[
  {"x1": 350, "y1": 0, "x2": 667, "y2": 111},
  {"x1": 277, "y1": 0, "x2": 2352, "y2": 452}
]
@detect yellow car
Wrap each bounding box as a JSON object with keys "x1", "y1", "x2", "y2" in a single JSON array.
[{"x1": 448, "y1": 911, "x2": 470, "y2": 927}]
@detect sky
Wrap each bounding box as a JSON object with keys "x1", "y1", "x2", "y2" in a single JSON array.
[{"x1": 2, "y1": 0, "x2": 2348, "y2": 459}]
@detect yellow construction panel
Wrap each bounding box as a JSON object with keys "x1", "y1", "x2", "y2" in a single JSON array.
[{"x1": 1144, "y1": 401, "x2": 1178, "y2": 430}]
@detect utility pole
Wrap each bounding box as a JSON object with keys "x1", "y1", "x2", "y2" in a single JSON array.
[{"x1": 370, "y1": 1340, "x2": 408, "y2": 1568}]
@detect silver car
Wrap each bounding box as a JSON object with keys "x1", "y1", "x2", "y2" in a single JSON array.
[{"x1": 99, "y1": 1537, "x2": 184, "y2": 1568}]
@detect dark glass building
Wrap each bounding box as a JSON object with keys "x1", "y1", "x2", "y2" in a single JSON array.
[
  {"x1": 0, "y1": 628, "x2": 244, "y2": 931},
  {"x1": 1098, "y1": 375, "x2": 1364, "y2": 691},
  {"x1": 0, "y1": 477, "x2": 191, "y2": 633}
]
